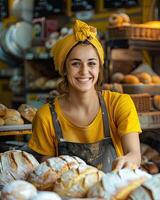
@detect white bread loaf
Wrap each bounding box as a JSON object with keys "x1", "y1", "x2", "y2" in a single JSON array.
[
  {"x1": 87, "y1": 168, "x2": 152, "y2": 199},
  {"x1": 30, "y1": 191, "x2": 61, "y2": 200},
  {"x1": 53, "y1": 164, "x2": 104, "y2": 198},
  {"x1": 18, "y1": 104, "x2": 37, "y2": 122},
  {"x1": 27, "y1": 155, "x2": 86, "y2": 191},
  {"x1": 1, "y1": 180, "x2": 37, "y2": 200},
  {"x1": 0, "y1": 150, "x2": 39, "y2": 186}
]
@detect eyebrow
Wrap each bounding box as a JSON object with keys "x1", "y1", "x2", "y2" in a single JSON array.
[{"x1": 69, "y1": 58, "x2": 98, "y2": 61}]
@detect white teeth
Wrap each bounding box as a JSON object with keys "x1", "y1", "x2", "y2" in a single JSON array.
[{"x1": 77, "y1": 78, "x2": 90, "y2": 82}]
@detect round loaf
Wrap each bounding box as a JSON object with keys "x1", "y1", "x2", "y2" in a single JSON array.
[
  {"x1": 108, "y1": 13, "x2": 123, "y2": 27},
  {"x1": 152, "y1": 75, "x2": 160, "y2": 84},
  {"x1": 136, "y1": 72, "x2": 152, "y2": 84},
  {"x1": 0, "y1": 117, "x2": 5, "y2": 126},
  {"x1": 18, "y1": 104, "x2": 37, "y2": 122},
  {"x1": 4, "y1": 109, "x2": 21, "y2": 118},
  {"x1": 0, "y1": 104, "x2": 7, "y2": 117},
  {"x1": 119, "y1": 13, "x2": 130, "y2": 23},
  {"x1": 30, "y1": 191, "x2": 61, "y2": 200},
  {"x1": 27, "y1": 155, "x2": 86, "y2": 191},
  {"x1": 4, "y1": 115, "x2": 24, "y2": 125},
  {"x1": 111, "y1": 72, "x2": 125, "y2": 83},
  {"x1": 123, "y1": 75, "x2": 140, "y2": 84},
  {"x1": 0, "y1": 150, "x2": 39, "y2": 186},
  {"x1": 87, "y1": 168, "x2": 152, "y2": 199},
  {"x1": 153, "y1": 95, "x2": 160, "y2": 110},
  {"x1": 1, "y1": 180, "x2": 37, "y2": 200},
  {"x1": 53, "y1": 165, "x2": 104, "y2": 198}
]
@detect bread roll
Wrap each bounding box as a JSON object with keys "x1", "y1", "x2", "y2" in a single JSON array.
[
  {"x1": 111, "y1": 72, "x2": 125, "y2": 83},
  {"x1": 153, "y1": 95, "x2": 160, "y2": 110},
  {"x1": 27, "y1": 155, "x2": 86, "y2": 191},
  {"x1": 30, "y1": 191, "x2": 62, "y2": 200},
  {"x1": 54, "y1": 165, "x2": 104, "y2": 198},
  {"x1": 119, "y1": 13, "x2": 130, "y2": 23},
  {"x1": 123, "y1": 75, "x2": 140, "y2": 84},
  {"x1": 18, "y1": 104, "x2": 37, "y2": 122},
  {"x1": 152, "y1": 75, "x2": 160, "y2": 84},
  {"x1": 136, "y1": 72, "x2": 152, "y2": 84},
  {"x1": 0, "y1": 117, "x2": 5, "y2": 126},
  {"x1": 108, "y1": 13, "x2": 123, "y2": 27},
  {"x1": 87, "y1": 168, "x2": 152, "y2": 199},
  {"x1": 4, "y1": 109, "x2": 21, "y2": 118},
  {"x1": 0, "y1": 104, "x2": 7, "y2": 117},
  {"x1": 0, "y1": 150, "x2": 39, "y2": 186},
  {"x1": 1, "y1": 180, "x2": 37, "y2": 200},
  {"x1": 4, "y1": 115, "x2": 24, "y2": 125}
]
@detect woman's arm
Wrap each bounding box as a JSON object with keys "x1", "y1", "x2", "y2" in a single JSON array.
[{"x1": 112, "y1": 132, "x2": 141, "y2": 171}]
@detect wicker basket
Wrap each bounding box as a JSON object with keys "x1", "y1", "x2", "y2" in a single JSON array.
[
  {"x1": 139, "y1": 111, "x2": 160, "y2": 130},
  {"x1": 130, "y1": 93, "x2": 151, "y2": 113}
]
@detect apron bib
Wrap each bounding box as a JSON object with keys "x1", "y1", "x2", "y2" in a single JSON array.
[{"x1": 49, "y1": 92, "x2": 116, "y2": 173}]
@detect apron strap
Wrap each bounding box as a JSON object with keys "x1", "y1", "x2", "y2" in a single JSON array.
[
  {"x1": 98, "y1": 91, "x2": 111, "y2": 138},
  {"x1": 49, "y1": 96, "x2": 63, "y2": 142}
]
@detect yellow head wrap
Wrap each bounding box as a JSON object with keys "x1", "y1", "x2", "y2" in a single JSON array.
[{"x1": 51, "y1": 20, "x2": 104, "y2": 75}]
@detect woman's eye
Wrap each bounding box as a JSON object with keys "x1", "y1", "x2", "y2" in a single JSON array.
[
  {"x1": 72, "y1": 62, "x2": 80, "y2": 67},
  {"x1": 88, "y1": 62, "x2": 96, "y2": 67}
]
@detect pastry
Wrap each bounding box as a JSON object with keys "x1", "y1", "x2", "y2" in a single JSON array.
[
  {"x1": 0, "y1": 150, "x2": 39, "y2": 186},
  {"x1": 18, "y1": 104, "x2": 37, "y2": 122},
  {"x1": 0, "y1": 104, "x2": 7, "y2": 117},
  {"x1": 27, "y1": 155, "x2": 86, "y2": 191},
  {"x1": 1, "y1": 180, "x2": 37, "y2": 200},
  {"x1": 53, "y1": 164, "x2": 104, "y2": 198}
]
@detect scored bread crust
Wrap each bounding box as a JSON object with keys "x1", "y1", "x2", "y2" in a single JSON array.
[
  {"x1": 27, "y1": 155, "x2": 86, "y2": 191},
  {"x1": 0, "y1": 150, "x2": 39, "y2": 186},
  {"x1": 18, "y1": 104, "x2": 37, "y2": 122},
  {"x1": 53, "y1": 165, "x2": 104, "y2": 198}
]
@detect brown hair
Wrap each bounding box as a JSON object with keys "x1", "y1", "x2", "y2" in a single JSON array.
[{"x1": 57, "y1": 40, "x2": 104, "y2": 95}]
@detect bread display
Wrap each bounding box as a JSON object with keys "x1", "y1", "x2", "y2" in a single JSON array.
[
  {"x1": 53, "y1": 164, "x2": 104, "y2": 198},
  {"x1": 0, "y1": 104, "x2": 7, "y2": 117},
  {"x1": 27, "y1": 155, "x2": 86, "y2": 191},
  {"x1": 87, "y1": 168, "x2": 151, "y2": 199},
  {"x1": 18, "y1": 104, "x2": 37, "y2": 122},
  {"x1": 0, "y1": 150, "x2": 39, "y2": 186},
  {"x1": 1, "y1": 180, "x2": 37, "y2": 200},
  {"x1": 30, "y1": 191, "x2": 62, "y2": 200}
]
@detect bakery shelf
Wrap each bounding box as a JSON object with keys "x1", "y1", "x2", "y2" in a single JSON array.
[{"x1": 129, "y1": 40, "x2": 160, "y2": 51}]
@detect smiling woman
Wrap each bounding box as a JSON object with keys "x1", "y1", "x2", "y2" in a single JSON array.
[{"x1": 28, "y1": 20, "x2": 142, "y2": 173}]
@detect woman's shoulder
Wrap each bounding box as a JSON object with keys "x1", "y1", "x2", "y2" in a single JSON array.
[
  {"x1": 36, "y1": 103, "x2": 50, "y2": 117},
  {"x1": 102, "y1": 90, "x2": 130, "y2": 101}
]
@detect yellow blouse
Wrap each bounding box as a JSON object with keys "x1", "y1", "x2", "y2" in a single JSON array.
[{"x1": 29, "y1": 90, "x2": 142, "y2": 157}]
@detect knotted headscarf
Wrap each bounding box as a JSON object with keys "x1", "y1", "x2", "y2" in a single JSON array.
[{"x1": 51, "y1": 20, "x2": 104, "y2": 75}]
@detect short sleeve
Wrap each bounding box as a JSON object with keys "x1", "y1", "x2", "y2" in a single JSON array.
[
  {"x1": 115, "y1": 94, "x2": 142, "y2": 136},
  {"x1": 28, "y1": 110, "x2": 56, "y2": 156}
]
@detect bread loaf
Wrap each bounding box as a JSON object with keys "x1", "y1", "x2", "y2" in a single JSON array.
[
  {"x1": 87, "y1": 168, "x2": 152, "y2": 199},
  {"x1": 136, "y1": 72, "x2": 152, "y2": 84},
  {"x1": 54, "y1": 165, "x2": 104, "y2": 198},
  {"x1": 4, "y1": 109, "x2": 21, "y2": 118},
  {"x1": 4, "y1": 115, "x2": 24, "y2": 125},
  {"x1": 123, "y1": 75, "x2": 140, "y2": 84},
  {"x1": 27, "y1": 155, "x2": 86, "y2": 191},
  {"x1": 0, "y1": 150, "x2": 39, "y2": 186},
  {"x1": 0, "y1": 117, "x2": 5, "y2": 126},
  {"x1": 1, "y1": 180, "x2": 37, "y2": 200},
  {"x1": 18, "y1": 104, "x2": 37, "y2": 122},
  {"x1": 30, "y1": 191, "x2": 62, "y2": 200},
  {"x1": 0, "y1": 104, "x2": 7, "y2": 117}
]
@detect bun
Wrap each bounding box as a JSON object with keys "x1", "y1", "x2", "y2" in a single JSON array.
[
  {"x1": 1, "y1": 180, "x2": 37, "y2": 200},
  {"x1": 0, "y1": 117, "x2": 5, "y2": 126},
  {"x1": 4, "y1": 115, "x2": 24, "y2": 125},
  {"x1": 27, "y1": 155, "x2": 86, "y2": 191},
  {"x1": 152, "y1": 75, "x2": 160, "y2": 84},
  {"x1": 119, "y1": 13, "x2": 130, "y2": 23},
  {"x1": 4, "y1": 109, "x2": 21, "y2": 118},
  {"x1": 87, "y1": 168, "x2": 151, "y2": 199},
  {"x1": 30, "y1": 191, "x2": 62, "y2": 200},
  {"x1": 136, "y1": 72, "x2": 152, "y2": 84},
  {"x1": 123, "y1": 75, "x2": 140, "y2": 84},
  {"x1": 109, "y1": 13, "x2": 123, "y2": 27},
  {"x1": 0, "y1": 150, "x2": 39, "y2": 186},
  {"x1": 111, "y1": 72, "x2": 124, "y2": 83},
  {"x1": 53, "y1": 165, "x2": 104, "y2": 198},
  {"x1": 0, "y1": 104, "x2": 7, "y2": 117},
  {"x1": 18, "y1": 104, "x2": 37, "y2": 122},
  {"x1": 153, "y1": 95, "x2": 160, "y2": 110}
]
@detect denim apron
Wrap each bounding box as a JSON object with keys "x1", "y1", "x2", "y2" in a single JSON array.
[{"x1": 49, "y1": 92, "x2": 116, "y2": 173}]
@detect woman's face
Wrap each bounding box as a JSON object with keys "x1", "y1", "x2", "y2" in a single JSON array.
[{"x1": 65, "y1": 44, "x2": 100, "y2": 93}]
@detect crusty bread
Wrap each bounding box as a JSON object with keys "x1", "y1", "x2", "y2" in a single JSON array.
[
  {"x1": 0, "y1": 104, "x2": 7, "y2": 117},
  {"x1": 53, "y1": 164, "x2": 104, "y2": 198},
  {"x1": 4, "y1": 109, "x2": 21, "y2": 118},
  {"x1": 0, "y1": 150, "x2": 39, "y2": 186},
  {"x1": 27, "y1": 155, "x2": 86, "y2": 191},
  {"x1": 136, "y1": 72, "x2": 152, "y2": 84},
  {"x1": 1, "y1": 180, "x2": 37, "y2": 200},
  {"x1": 30, "y1": 191, "x2": 62, "y2": 200},
  {"x1": 87, "y1": 168, "x2": 152, "y2": 199},
  {"x1": 0, "y1": 117, "x2": 5, "y2": 126},
  {"x1": 18, "y1": 104, "x2": 37, "y2": 122},
  {"x1": 4, "y1": 115, "x2": 24, "y2": 125}
]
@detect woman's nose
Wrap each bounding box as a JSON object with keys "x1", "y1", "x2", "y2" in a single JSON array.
[{"x1": 80, "y1": 63, "x2": 88, "y2": 74}]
